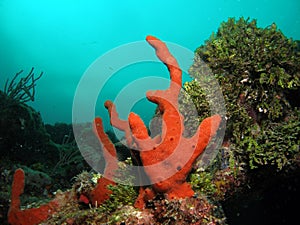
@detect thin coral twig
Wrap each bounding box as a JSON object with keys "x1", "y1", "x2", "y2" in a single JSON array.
[{"x1": 4, "y1": 67, "x2": 43, "y2": 103}]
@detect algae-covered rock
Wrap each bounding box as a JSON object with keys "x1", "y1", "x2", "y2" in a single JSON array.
[
  {"x1": 186, "y1": 17, "x2": 300, "y2": 170},
  {"x1": 183, "y1": 17, "x2": 300, "y2": 225}
]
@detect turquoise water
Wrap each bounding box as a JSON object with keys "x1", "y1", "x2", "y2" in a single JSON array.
[{"x1": 0, "y1": 0, "x2": 299, "y2": 128}]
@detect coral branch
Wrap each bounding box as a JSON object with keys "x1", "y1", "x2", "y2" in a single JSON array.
[
  {"x1": 104, "y1": 100, "x2": 134, "y2": 147},
  {"x1": 104, "y1": 100, "x2": 145, "y2": 173},
  {"x1": 8, "y1": 169, "x2": 24, "y2": 211},
  {"x1": 93, "y1": 117, "x2": 118, "y2": 179},
  {"x1": 89, "y1": 117, "x2": 118, "y2": 205},
  {"x1": 4, "y1": 68, "x2": 43, "y2": 103},
  {"x1": 146, "y1": 35, "x2": 182, "y2": 88}
]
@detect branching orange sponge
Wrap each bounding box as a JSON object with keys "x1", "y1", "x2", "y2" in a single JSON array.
[{"x1": 97, "y1": 35, "x2": 222, "y2": 208}]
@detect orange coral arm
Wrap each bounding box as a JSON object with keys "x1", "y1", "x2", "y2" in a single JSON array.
[
  {"x1": 89, "y1": 117, "x2": 118, "y2": 205},
  {"x1": 93, "y1": 117, "x2": 118, "y2": 179},
  {"x1": 104, "y1": 100, "x2": 134, "y2": 147},
  {"x1": 146, "y1": 35, "x2": 182, "y2": 88},
  {"x1": 8, "y1": 169, "x2": 60, "y2": 225}
]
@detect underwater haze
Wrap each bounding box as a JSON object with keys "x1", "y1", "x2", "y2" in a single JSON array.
[{"x1": 0, "y1": 0, "x2": 299, "y2": 128}]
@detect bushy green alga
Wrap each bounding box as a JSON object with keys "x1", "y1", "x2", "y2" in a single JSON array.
[{"x1": 185, "y1": 17, "x2": 300, "y2": 170}]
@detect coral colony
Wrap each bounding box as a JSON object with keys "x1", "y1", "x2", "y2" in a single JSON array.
[{"x1": 8, "y1": 35, "x2": 221, "y2": 224}]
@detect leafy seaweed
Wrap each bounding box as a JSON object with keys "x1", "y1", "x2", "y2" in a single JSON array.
[{"x1": 185, "y1": 17, "x2": 300, "y2": 170}]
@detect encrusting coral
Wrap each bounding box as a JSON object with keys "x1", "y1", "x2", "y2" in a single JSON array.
[{"x1": 7, "y1": 35, "x2": 222, "y2": 224}]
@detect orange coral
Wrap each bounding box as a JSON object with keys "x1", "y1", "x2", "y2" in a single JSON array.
[
  {"x1": 97, "y1": 35, "x2": 222, "y2": 208},
  {"x1": 104, "y1": 100, "x2": 134, "y2": 148},
  {"x1": 89, "y1": 117, "x2": 118, "y2": 206},
  {"x1": 8, "y1": 169, "x2": 63, "y2": 225}
]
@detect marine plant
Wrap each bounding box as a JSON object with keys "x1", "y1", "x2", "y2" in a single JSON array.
[{"x1": 186, "y1": 17, "x2": 300, "y2": 170}]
